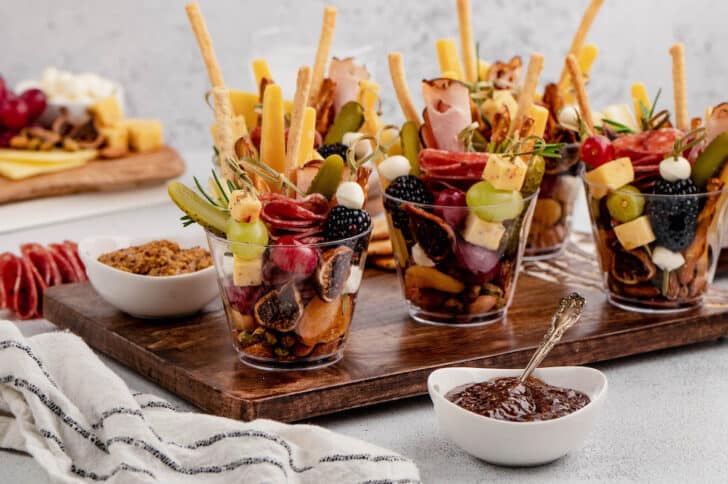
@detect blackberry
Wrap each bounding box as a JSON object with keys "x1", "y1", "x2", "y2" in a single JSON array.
[
  {"x1": 646, "y1": 178, "x2": 699, "y2": 251},
  {"x1": 323, "y1": 206, "x2": 372, "y2": 241},
  {"x1": 384, "y1": 175, "x2": 433, "y2": 234},
  {"x1": 317, "y1": 143, "x2": 349, "y2": 160}
]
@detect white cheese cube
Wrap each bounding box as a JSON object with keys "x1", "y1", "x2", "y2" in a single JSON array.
[
  {"x1": 232, "y1": 256, "x2": 263, "y2": 287},
  {"x1": 462, "y1": 214, "x2": 506, "y2": 251}
]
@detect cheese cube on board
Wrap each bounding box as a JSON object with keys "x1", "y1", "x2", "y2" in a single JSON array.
[
  {"x1": 614, "y1": 215, "x2": 655, "y2": 251},
  {"x1": 462, "y1": 214, "x2": 506, "y2": 251},
  {"x1": 99, "y1": 125, "x2": 129, "y2": 150},
  {"x1": 233, "y1": 256, "x2": 263, "y2": 287},
  {"x1": 89, "y1": 95, "x2": 124, "y2": 127},
  {"x1": 482, "y1": 154, "x2": 527, "y2": 191},
  {"x1": 123, "y1": 119, "x2": 163, "y2": 152}
]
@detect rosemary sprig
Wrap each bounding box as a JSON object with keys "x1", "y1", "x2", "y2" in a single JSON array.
[
  {"x1": 193, "y1": 175, "x2": 223, "y2": 208},
  {"x1": 600, "y1": 118, "x2": 636, "y2": 135},
  {"x1": 180, "y1": 215, "x2": 195, "y2": 227},
  {"x1": 508, "y1": 136, "x2": 565, "y2": 159},
  {"x1": 231, "y1": 155, "x2": 303, "y2": 196},
  {"x1": 670, "y1": 127, "x2": 706, "y2": 158},
  {"x1": 211, "y1": 169, "x2": 231, "y2": 205}
]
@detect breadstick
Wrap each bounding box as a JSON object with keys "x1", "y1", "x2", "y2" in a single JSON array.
[
  {"x1": 670, "y1": 42, "x2": 689, "y2": 131},
  {"x1": 557, "y1": 0, "x2": 604, "y2": 91},
  {"x1": 285, "y1": 66, "x2": 312, "y2": 184},
  {"x1": 308, "y1": 6, "x2": 337, "y2": 106},
  {"x1": 212, "y1": 87, "x2": 236, "y2": 182},
  {"x1": 185, "y1": 3, "x2": 225, "y2": 88},
  {"x1": 512, "y1": 52, "x2": 544, "y2": 134},
  {"x1": 387, "y1": 52, "x2": 421, "y2": 125},
  {"x1": 565, "y1": 54, "x2": 595, "y2": 135},
  {"x1": 456, "y1": 0, "x2": 477, "y2": 83}
]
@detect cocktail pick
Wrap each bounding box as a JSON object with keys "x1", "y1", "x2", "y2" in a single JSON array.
[{"x1": 518, "y1": 293, "x2": 586, "y2": 383}]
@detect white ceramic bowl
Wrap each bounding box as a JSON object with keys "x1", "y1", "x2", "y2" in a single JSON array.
[
  {"x1": 78, "y1": 232, "x2": 218, "y2": 319},
  {"x1": 428, "y1": 366, "x2": 607, "y2": 466}
]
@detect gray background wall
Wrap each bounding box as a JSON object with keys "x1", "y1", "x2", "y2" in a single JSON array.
[{"x1": 2, "y1": 0, "x2": 727, "y2": 152}]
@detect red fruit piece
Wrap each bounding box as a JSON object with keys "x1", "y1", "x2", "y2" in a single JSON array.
[
  {"x1": 270, "y1": 235, "x2": 319, "y2": 275},
  {"x1": 580, "y1": 135, "x2": 615, "y2": 168},
  {"x1": 20, "y1": 88, "x2": 47, "y2": 120},
  {"x1": 0, "y1": 96, "x2": 30, "y2": 130},
  {"x1": 434, "y1": 187, "x2": 468, "y2": 228},
  {"x1": 455, "y1": 239, "x2": 499, "y2": 283}
]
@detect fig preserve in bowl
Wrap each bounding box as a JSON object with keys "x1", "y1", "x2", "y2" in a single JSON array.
[
  {"x1": 383, "y1": 188, "x2": 538, "y2": 326},
  {"x1": 206, "y1": 227, "x2": 370, "y2": 370}
]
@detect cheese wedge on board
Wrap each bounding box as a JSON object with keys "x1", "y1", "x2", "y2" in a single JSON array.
[
  {"x1": 0, "y1": 149, "x2": 97, "y2": 165},
  {"x1": 0, "y1": 157, "x2": 92, "y2": 180}
]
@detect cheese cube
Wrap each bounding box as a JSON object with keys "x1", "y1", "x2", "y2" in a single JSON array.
[
  {"x1": 481, "y1": 90, "x2": 518, "y2": 125},
  {"x1": 229, "y1": 90, "x2": 259, "y2": 130},
  {"x1": 260, "y1": 84, "x2": 286, "y2": 178},
  {"x1": 584, "y1": 157, "x2": 634, "y2": 199},
  {"x1": 631, "y1": 82, "x2": 650, "y2": 121},
  {"x1": 89, "y1": 96, "x2": 124, "y2": 127},
  {"x1": 462, "y1": 214, "x2": 506, "y2": 251},
  {"x1": 210, "y1": 115, "x2": 248, "y2": 147},
  {"x1": 614, "y1": 215, "x2": 655, "y2": 251},
  {"x1": 228, "y1": 190, "x2": 262, "y2": 223},
  {"x1": 123, "y1": 119, "x2": 163, "y2": 152},
  {"x1": 252, "y1": 58, "x2": 273, "y2": 87},
  {"x1": 528, "y1": 105, "x2": 549, "y2": 138},
  {"x1": 436, "y1": 38, "x2": 464, "y2": 80},
  {"x1": 482, "y1": 154, "x2": 528, "y2": 191},
  {"x1": 478, "y1": 59, "x2": 490, "y2": 81},
  {"x1": 99, "y1": 125, "x2": 128, "y2": 150},
  {"x1": 233, "y1": 256, "x2": 263, "y2": 287}
]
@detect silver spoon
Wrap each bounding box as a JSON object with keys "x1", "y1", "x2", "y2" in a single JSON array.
[{"x1": 518, "y1": 292, "x2": 586, "y2": 383}]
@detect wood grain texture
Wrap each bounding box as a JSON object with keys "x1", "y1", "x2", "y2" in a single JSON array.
[
  {"x1": 43, "y1": 257, "x2": 728, "y2": 423},
  {"x1": 0, "y1": 146, "x2": 185, "y2": 204}
]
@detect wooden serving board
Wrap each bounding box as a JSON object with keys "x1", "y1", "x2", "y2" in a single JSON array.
[
  {"x1": 43, "y1": 244, "x2": 728, "y2": 422},
  {"x1": 0, "y1": 146, "x2": 185, "y2": 204}
]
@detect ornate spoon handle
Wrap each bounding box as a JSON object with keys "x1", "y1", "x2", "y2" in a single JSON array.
[{"x1": 519, "y1": 293, "x2": 586, "y2": 383}]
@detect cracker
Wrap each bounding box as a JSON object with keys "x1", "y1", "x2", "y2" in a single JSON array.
[
  {"x1": 388, "y1": 52, "x2": 421, "y2": 125},
  {"x1": 370, "y1": 217, "x2": 390, "y2": 241},
  {"x1": 285, "y1": 66, "x2": 312, "y2": 186},
  {"x1": 369, "y1": 256, "x2": 397, "y2": 271},
  {"x1": 185, "y1": 3, "x2": 225, "y2": 88},
  {"x1": 670, "y1": 42, "x2": 688, "y2": 131},
  {"x1": 212, "y1": 87, "x2": 236, "y2": 182},
  {"x1": 512, "y1": 52, "x2": 544, "y2": 134},
  {"x1": 565, "y1": 54, "x2": 595, "y2": 135},
  {"x1": 557, "y1": 0, "x2": 604, "y2": 91},
  {"x1": 308, "y1": 6, "x2": 337, "y2": 106},
  {"x1": 456, "y1": 0, "x2": 477, "y2": 83},
  {"x1": 368, "y1": 239, "x2": 393, "y2": 257}
]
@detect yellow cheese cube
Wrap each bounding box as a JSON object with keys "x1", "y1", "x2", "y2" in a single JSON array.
[
  {"x1": 478, "y1": 59, "x2": 490, "y2": 81},
  {"x1": 481, "y1": 90, "x2": 518, "y2": 124},
  {"x1": 462, "y1": 214, "x2": 505, "y2": 251},
  {"x1": 123, "y1": 119, "x2": 163, "y2": 152},
  {"x1": 584, "y1": 157, "x2": 634, "y2": 199},
  {"x1": 357, "y1": 80, "x2": 380, "y2": 112},
  {"x1": 528, "y1": 105, "x2": 549, "y2": 138},
  {"x1": 260, "y1": 84, "x2": 286, "y2": 178},
  {"x1": 233, "y1": 256, "x2": 263, "y2": 287},
  {"x1": 436, "y1": 39, "x2": 464, "y2": 81},
  {"x1": 88, "y1": 96, "x2": 124, "y2": 127},
  {"x1": 228, "y1": 190, "x2": 262, "y2": 223},
  {"x1": 631, "y1": 82, "x2": 650, "y2": 121},
  {"x1": 252, "y1": 58, "x2": 273, "y2": 87},
  {"x1": 577, "y1": 44, "x2": 599, "y2": 77},
  {"x1": 614, "y1": 216, "x2": 655, "y2": 251},
  {"x1": 210, "y1": 115, "x2": 249, "y2": 147},
  {"x1": 482, "y1": 154, "x2": 528, "y2": 191},
  {"x1": 229, "y1": 90, "x2": 260, "y2": 130},
  {"x1": 99, "y1": 125, "x2": 129, "y2": 150}
]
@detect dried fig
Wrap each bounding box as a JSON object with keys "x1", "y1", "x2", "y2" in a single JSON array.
[
  {"x1": 405, "y1": 265, "x2": 464, "y2": 293},
  {"x1": 610, "y1": 247, "x2": 656, "y2": 285},
  {"x1": 253, "y1": 282, "x2": 303, "y2": 332},
  {"x1": 402, "y1": 204, "x2": 456, "y2": 262},
  {"x1": 316, "y1": 246, "x2": 353, "y2": 302},
  {"x1": 295, "y1": 294, "x2": 353, "y2": 346}
]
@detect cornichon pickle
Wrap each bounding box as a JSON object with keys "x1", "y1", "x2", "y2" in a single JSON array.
[
  {"x1": 167, "y1": 182, "x2": 228, "y2": 237},
  {"x1": 521, "y1": 155, "x2": 546, "y2": 197},
  {"x1": 401, "y1": 120, "x2": 421, "y2": 176},
  {"x1": 307, "y1": 154, "x2": 345, "y2": 199},
  {"x1": 692, "y1": 131, "x2": 728, "y2": 188},
  {"x1": 324, "y1": 101, "x2": 365, "y2": 145}
]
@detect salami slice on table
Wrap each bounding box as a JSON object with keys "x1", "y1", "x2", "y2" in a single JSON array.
[
  {"x1": 0, "y1": 252, "x2": 21, "y2": 311},
  {"x1": 48, "y1": 247, "x2": 80, "y2": 283},
  {"x1": 15, "y1": 257, "x2": 40, "y2": 320},
  {"x1": 21, "y1": 243, "x2": 62, "y2": 288},
  {"x1": 49, "y1": 242, "x2": 87, "y2": 282}
]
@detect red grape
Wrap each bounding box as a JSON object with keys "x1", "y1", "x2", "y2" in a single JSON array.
[
  {"x1": 20, "y1": 89, "x2": 47, "y2": 120},
  {"x1": 0, "y1": 96, "x2": 30, "y2": 130},
  {"x1": 434, "y1": 187, "x2": 467, "y2": 228},
  {"x1": 580, "y1": 135, "x2": 615, "y2": 168},
  {"x1": 0, "y1": 76, "x2": 7, "y2": 103},
  {"x1": 0, "y1": 129, "x2": 18, "y2": 147},
  {"x1": 270, "y1": 235, "x2": 318, "y2": 275},
  {"x1": 455, "y1": 239, "x2": 499, "y2": 283}
]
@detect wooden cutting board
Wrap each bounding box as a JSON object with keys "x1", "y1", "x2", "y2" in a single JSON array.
[
  {"x1": 0, "y1": 146, "x2": 185, "y2": 204},
  {"x1": 43, "y1": 243, "x2": 728, "y2": 422}
]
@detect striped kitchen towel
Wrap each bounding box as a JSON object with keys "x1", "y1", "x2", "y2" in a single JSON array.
[{"x1": 0, "y1": 321, "x2": 420, "y2": 483}]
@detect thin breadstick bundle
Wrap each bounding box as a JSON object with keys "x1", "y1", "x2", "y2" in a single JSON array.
[
  {"x1": 456, "y1": 0, "x2": 477, "y2": 83},
  {"x1": 185, "y1": 2, "x2": 225, "y2": 88},
  {"x1": 557, "y1": 0, "x2": 604, "y2": 91},
  {"x1": 285, "y1": 66, "x2": 313, "y2": 184},
  {"x1": 308, "y1": 6, "x2": 337, "y2": 106},
  {"x1": 212, "y1": 87, "x2": 236, "y2": 182},
  {"x1": 669, "y1": 42, "x2": 689, "y2": 131},
  {"x1": 388, "y1": 52, "x2": 421, "y2": 125},
  {"x1": 565, "y1": 54, "x2": 595, "y2": 135},
  {"x1": 512, "y1": 52, "x2": 544, "y2": 134}
]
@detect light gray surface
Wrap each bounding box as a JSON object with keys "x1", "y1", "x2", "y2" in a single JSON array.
[
  {"x1": 2, "y1": 0, "x2": 728, "y2": 152},
  {"x1": 1, "y1": 163, "x2": 728, "y2": 482}
]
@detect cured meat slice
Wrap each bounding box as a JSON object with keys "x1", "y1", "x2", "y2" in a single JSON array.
[
  {"x1": 422, "y1": 79, "x2": 471, "y2": 152},
  {"x1": 328, "y1": 57, "x2": 370, "y2": 116},
  {"x1": 0, "y1": 253, "x2": 21, "y2": 310},
  {"x1": 15, "y1": 257, "x2": 39, "y2": 320},
  {"x1": 49, "y1": 242, "x2": 87, "y2": 282},
  {"x1": 21, "y1": 243, "x2": 62, "y2": 287},
  {"x1": 48, "y1": 246, "x2": 79, "y2": 283}
]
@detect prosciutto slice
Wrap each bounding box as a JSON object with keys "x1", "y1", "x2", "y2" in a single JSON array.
[
  {"x1": 328, "y1": 57, "x2": 370, "y2": 116},
  {"x1": 421, "y1": 79, "x2": 471, "y2": 152}
]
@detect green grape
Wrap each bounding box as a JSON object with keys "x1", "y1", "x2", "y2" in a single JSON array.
[
  {"x1": 466, "y1": 181, "x2": 524, "y2": 222},
  {"x1": 226, "y1": 218, "x2": 269, "y2": 259},
  {"x1": 606, "y1": 185, "x2": 644, "y2": 223}
]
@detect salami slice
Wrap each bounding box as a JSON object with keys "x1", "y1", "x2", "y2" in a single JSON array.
[
  {"x1": 643, "y1": 128, "x2": 682, "y2": 154},
  {"x1": 15, "y1": 257, "x2": 39, "y2": 320},
  {"x1": 48, "y1": 246, "x2": 79, "y2": 283},
  {"x1": 63, "y1": 241, "x2": 87, "y2": 278},
  {"x1": 49, "y1": 242, "x2": 86, "y2": 282},
  {"x1": 0, "y1": 253, "x2": 21, "y2": 311},
  {"x1": 21, "y1": 243, "x2": 62, "y2": 287}
]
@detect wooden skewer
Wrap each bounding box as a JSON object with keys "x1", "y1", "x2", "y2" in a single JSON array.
[
  {"x1": 308, "y1": 6, "x2": 337, "y2": 106},
  {"x1": 512, "y1": 52, "x2": 544, "y2": 134},
  {"x1": 387, "y1": 52, "x2": 421, "y2": 125},
  {"x1": 212, "y1": 87, "x2": 236, "y2": 182},
  {"x1": 670, "y1": 42, "x2": 689, "y2": 131},
  {"x1": 185, "y1": 2, "x2": 225, "y2": 88},
  {"x1": 456, "y1": 0, "x2": 477, "y2": 83},
  {"x1": 557, "y1": 0, "x2": 604, "y2": 91},
  {"x1": 565, "y1": 54, "x2": 595, "y2": 135},
  {"x1": 285, "y1": 66, "x2": 313, "y2": 186}
]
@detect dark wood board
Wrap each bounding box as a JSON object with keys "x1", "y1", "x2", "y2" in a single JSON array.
[
  {"x1": 718, "y1": 249, "x2": 728, "y2": 277},
  {"x1": 0, "y1": 146, "x2": 185, "y2": 204},
  {"x1": 43, "y1": 244, "x2": 728, "y2": 422}
]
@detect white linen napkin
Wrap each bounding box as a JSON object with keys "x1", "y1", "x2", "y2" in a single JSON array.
[{"x1": 0, "y1": 321, "x2": 420, "y2": 483}]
